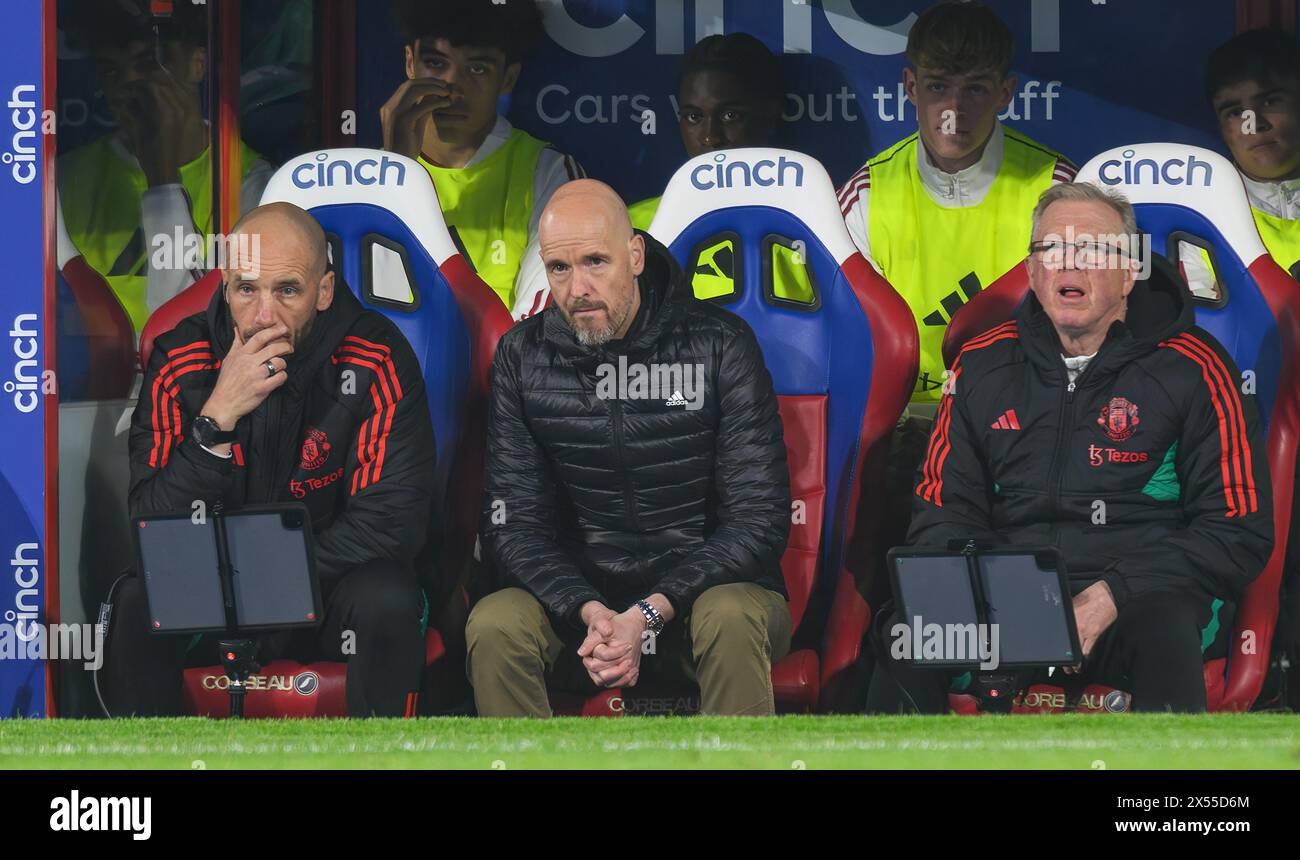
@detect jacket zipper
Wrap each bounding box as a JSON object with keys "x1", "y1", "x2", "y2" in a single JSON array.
[
  {"x1": 1046, "y1": 370, "x2": 1076, "y2": 544},
  {"x1": 608, "y1": 393, "x2": 649, "y2": 588},
  {"x1": 609, "y1": 397, "x2": 640, "y2": 532}
]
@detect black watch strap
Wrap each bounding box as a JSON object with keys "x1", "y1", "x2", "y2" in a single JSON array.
[{"x1": 193, "y1": 415, "x2": 236, "y2": 446}]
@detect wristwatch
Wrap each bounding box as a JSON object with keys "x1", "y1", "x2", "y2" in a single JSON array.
[
  {"x1": 191, "y1": 415, "x2": 236, "y2": 448},
  {"x1": 635, "y1": 599, "x2": 665, "y2": 635}
]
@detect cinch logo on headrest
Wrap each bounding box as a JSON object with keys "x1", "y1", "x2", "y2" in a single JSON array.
[
  {"x1": 690, "y1": 152, "x2": 804, "y2": 191},
  {"x1": 292, "y1": 152, "x2": 406, "y2": 189},
  {"x1": 1098, "y1": 149, "x2": 1213, "y2": 187}
]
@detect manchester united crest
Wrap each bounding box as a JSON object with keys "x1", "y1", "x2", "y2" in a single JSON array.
[
  {"x1": 300, "y1": 427, "x2": 332, "y2": 470},
  {"x1": 1098, "y1": 397, "x2": 1140, "y2": 443}
]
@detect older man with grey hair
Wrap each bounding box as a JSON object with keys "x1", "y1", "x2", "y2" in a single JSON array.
[{"x1": 866, "y1": 181, "x2": 1273, "y2": 714}]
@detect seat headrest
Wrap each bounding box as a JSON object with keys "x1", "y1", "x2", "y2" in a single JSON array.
[
  {"x1": 1077, "y1": 143, "x2": 1269, "y2": 267},
  {"x1": 259, "y1": 148, "x2": 460, "y2": 266},
  {"x1": 649, "y1": 147, "x2": 859, "y2": 266}
]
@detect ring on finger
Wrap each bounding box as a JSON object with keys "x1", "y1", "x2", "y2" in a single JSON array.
[{"x1": 264, "y1": 359, "x2": 278, "y2": 378}]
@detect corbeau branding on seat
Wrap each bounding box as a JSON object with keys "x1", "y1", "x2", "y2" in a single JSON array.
[
  {"x1": 200, "y1": 671, "x2": 320, "y2": 695},
  {"x1": 291, "y1": 152, "x2": 407, "y2": 189},
  {"x1": 689, "y1": 152, "x2": 804, "y2": 191}
]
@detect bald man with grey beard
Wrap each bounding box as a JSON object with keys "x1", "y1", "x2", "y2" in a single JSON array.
[
  {"x1": 107, "y1": 202, "x2": 437, "y2": 718},
  {"x1": 469, "y1": 180, "x2": 793, "y2": 717}
]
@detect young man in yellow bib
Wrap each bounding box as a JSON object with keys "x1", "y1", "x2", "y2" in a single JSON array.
[
  {"x1": 627, "y1": 33, "x2": 786, "y2": 232},
  {"x1": 837, "y1": 0, "x2": 1074, "y2": 593},
  {"x1": 379, "y1": 0, "x2": 584, "y2": 321},
  {"x1": 1203, "y1": 28, "x2": 1300, "y2": 707},
  {"x1": 1202, "y1": 29, "x2": 1300, "y2": 281},
  {"x1": 59, "y1": 1, "x2": 273, "y2": 335},
  {"x1": 840, "y1": 0, "x2": 1075, "y2": 407}
]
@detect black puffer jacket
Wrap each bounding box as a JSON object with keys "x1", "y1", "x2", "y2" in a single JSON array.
[
  {"x1": 909, "y1": 258, "x2": 1273, "y2": 608},
  {"x1": 481, "y1": 233, "x2": 790, "y2": 631}
]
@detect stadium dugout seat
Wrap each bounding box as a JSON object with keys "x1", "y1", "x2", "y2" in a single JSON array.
[
  {"x1": 56, "y1": 197, "x2": 134, "y2": 401},
  {"x1": 138, "y1": 148, "x2": 511, "y2": 717},
  {"x1": 941, "y1": 143, "x2": 1300, "y2": 713},
  {"x1": 547, "y1": 148, "x2": 917, "y2": 715}
]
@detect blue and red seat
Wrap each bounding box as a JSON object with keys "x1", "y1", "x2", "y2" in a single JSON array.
[
  {"x1": 139, "y1": 149, "x2": 511, "y2": 716},
  {"x1": 548, "y1": 148, "x2": 916, "y2": 715},
  {"x1": 942, "y1": 143, "x2": 1300, "y2": 712}
]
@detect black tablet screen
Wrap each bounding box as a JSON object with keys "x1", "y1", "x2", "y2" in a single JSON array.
[
  {"x1": 225, "y1": 509, "x2": 319, "y2": 629},
  {"x1": 893, "y1": 553, "x2": 981, "y2": 665},
  {"x1": 979, "y1": 553, "x2": 1078, "y2": 666},
  {"x1": 137, "y1": 517, "x2": 227, "y2": 633}
]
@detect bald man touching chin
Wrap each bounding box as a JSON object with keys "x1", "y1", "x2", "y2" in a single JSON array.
[
  {"x1": 468, "y1": 180, "x2": 793, "y2": 717},
  {"x1": 106, "y1": 202, "x2": 436, "y2": 717}
]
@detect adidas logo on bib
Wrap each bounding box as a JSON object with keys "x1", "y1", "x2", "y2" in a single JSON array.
[{"x1": 665, "y1": 391, "x2": 688, "y2": 407}]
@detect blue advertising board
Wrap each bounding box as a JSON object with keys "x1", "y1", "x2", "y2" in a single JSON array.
[{"x1": 0, "y1": 0, "x2": 49, "y2": 718}]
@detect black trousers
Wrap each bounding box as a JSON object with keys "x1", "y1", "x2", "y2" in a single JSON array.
[
  {"x1": 103, "y1": 559, "x2": 425, "y2": 717},
  {"x1": 865, "y1": 590, "x2": 1213, "y2": 714}
]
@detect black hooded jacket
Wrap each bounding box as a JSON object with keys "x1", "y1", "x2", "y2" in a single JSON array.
[
  {"x1": 129, "y1": 282, "x2": 436, "y2": 586},
  {"x1": 908, "y1": 258, "x2": 1273, "y2": 608},
  {"x1": 480, "y1": 233, "x2": 790, "y2": 632}
]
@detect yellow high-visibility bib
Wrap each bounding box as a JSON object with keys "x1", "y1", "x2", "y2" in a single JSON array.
[
  {"x1": 58, "y1": 136, "x2": 260, "y2": 333},
  {"x1": 419, "y1": 128, "x2": 548, "y2": 311},
  {"x1": 867, "y1": 129, "x2": 1062, "y2": 402},
  {"x1": 1252, "y1": 206, "x2": 1300, "y2": 279}
]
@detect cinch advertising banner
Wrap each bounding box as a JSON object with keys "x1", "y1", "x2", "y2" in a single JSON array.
[
  {"x1": 0, "y1": 0, "x2": 49, "y2": 718},
  {"x1": 355, "y1": 0, "x2": 1237, "y2": 204}
]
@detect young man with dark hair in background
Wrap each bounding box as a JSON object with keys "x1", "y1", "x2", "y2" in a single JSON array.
[
  {"x1": 626, "y1": 32, "x2": 786, "y2": 230},
  {"x1": 59, "y1": 0, "x2": 273, "y2": 335},
  {"x1": 1200, "y1": 29, "x2": 1300, "y2": 281},
  {"x1": 524, "y1": 33, "x2": 789, "y2": 310},
  {"x1": 380, "y1": 0, "x2": 584, "y2": 321}
]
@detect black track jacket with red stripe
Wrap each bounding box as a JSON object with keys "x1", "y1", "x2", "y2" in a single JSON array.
[
  {"x1": 129, "y1": 282, "x2": 436, "y2": 586},
  {"x1": 909, "y1": 263, "x2": 1273, "y2": 610}
]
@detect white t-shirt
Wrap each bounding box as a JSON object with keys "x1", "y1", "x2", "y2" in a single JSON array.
[{"x1": 1061, "y1": 351, "x2": 1097, "y2": 385}]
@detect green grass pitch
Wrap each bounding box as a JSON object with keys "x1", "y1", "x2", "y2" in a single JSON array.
[{"x1": 0, "y1": 714, "x2": 1297, "y2": 769}]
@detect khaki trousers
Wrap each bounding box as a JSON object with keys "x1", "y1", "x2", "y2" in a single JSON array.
[{"x1": 466, "y1": 583, "x2": 792, "y2": 717}]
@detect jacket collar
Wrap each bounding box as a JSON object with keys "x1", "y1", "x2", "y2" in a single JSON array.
[
  {"x1": 1016, "y1": 254, "x2": 1194, "y2": 381},
  {"x1": 1242, "y1": 171, "x2": 1300, "y2": 219},
  {"x1": 916, "y1": 122, "x2": 1004, "y2": 208}
]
